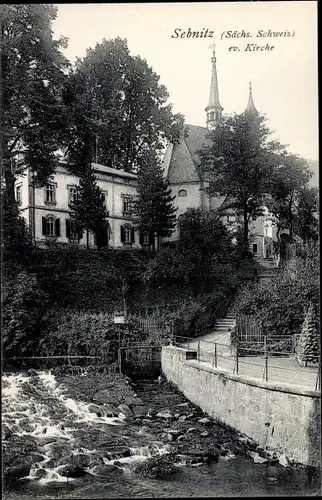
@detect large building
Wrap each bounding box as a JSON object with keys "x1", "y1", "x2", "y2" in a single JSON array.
[{"x1": 15, "y1": 162, "x2": 145, "y2": 249}]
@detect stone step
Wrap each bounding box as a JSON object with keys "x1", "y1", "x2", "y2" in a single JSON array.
[
  {"x1": 212, "y1": 326, "x2": 234, "y2": 332},
  {"x1": 216, "y1": 319, "x2": 236, "y2": 324}
]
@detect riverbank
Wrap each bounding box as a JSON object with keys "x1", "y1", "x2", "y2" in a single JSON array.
[{"x1": 2, "y1": 369, "x2": 321, "y2": 498}]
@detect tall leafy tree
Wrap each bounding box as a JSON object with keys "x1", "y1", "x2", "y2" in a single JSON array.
[
  {"x1": 69, "y1": 162, "x2": 109, "y2": 249},
  {"x1": 67, "y1": 37, "x2": 184, "y2": 173},
  {"x1": 266, "y1": 155, "x2": 312, "y2": 242},
  {"x1": 199, "y1": 112, "x2": 286, "y2": 256},
  {"x1": 132, "y1": 154, "x2": 177, "y2": 250},
  {"x1": 0, "y1": 5, "x2": 69, "y2": 258},
  {"x1": 0, "y1": 4, "x2": 69, "y2": 202}
]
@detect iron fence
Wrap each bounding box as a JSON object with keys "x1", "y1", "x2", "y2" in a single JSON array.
[{"x1": 172, "y1": 335, "x2": 321, "y2": 392}]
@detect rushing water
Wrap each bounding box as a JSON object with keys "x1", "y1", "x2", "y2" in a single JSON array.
[{"x1": 2, "y1": 370, "x2": 321, "y2": 498}]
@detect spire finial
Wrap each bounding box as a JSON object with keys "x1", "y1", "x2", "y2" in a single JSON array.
[
  {"x1": 245, "y1": 79, "x2": 258, "y2": 115},
  {"x1": 206, "y1": 41, "x2": 223, "y2": 129}
]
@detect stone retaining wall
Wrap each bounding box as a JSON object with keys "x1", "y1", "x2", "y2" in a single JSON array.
[{"x1": 161, "y1": 346, "x2": 321, "y2": 467}]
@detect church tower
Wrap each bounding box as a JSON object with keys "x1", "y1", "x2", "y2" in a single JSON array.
[
  {"x1": 205, "y1": 43, "x2": 223, "y2": 130},
  {"x1": 245, "y1": 80, "x2": 258, "y2": 115}
]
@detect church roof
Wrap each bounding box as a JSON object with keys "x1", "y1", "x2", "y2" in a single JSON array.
[{"x1": 165, "y1": 124, "x2": 211, "y2": 183}]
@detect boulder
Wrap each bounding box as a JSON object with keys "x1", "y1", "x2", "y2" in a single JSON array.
[
  {"x1": 134, "y1": 453, "x2": 177, "y2": 479},
  {"x1": 92, "y1": 390, "x2": 120, "y2": 406},
  {"x1": 117, "y1": 404, "x2": 133, "y2": 417},
  {"x1": 279, "y1": 454, "x2": 291, "y2": 467},
  {"x1": 186, "y1": 427, "x2": 198, "y2": 434},
  {"x1": 2, "y1": 424, "x2": 12, "y2": 441},
  {"x1": 105, "y1": 447, "x2": 131, "y2": 460},
  {"x1": 101, "y1": 403, "x2": 118, "y2": 417},
  {"x1": 57, "y1": 453, "x2": 90, "y2": 478},
  {"x1": 156, "y1": 410, "x2": 172, "y2": 419},
  {"x1": 132, "y1": 406, "x2": 147, "y2": 419},
  {"x1": 35, "y1": 468, "x2": 47, "y2": 479},
  {"x1": 198, "y1": 417, "x2": 212, "y2": 426},
  {"x1": 88, "y1": 404, "x2": 103, "y2": 417}
]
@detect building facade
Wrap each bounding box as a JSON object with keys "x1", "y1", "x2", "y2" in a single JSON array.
[{"x1": 15, "y1": 163, "x2": 148, "y2": 249}]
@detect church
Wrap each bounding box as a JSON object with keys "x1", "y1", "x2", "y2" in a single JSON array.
[{"x1": 164, "y1": 46, "x2": 274, "y2": 259}]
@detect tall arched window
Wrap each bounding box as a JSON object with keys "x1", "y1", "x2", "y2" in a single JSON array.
[{"x1": 178, "y1": 189, "x2": 187, "y2": 197}]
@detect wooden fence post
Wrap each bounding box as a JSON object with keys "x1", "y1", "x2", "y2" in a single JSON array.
[
  {"x1": 214, "y1": 342, "x2": 217, "y2": 369},
  {"x1": 118, "y1": 348, "x2": 122, "y2": 375},
  {"x1": 235, "y1": 337, "x2": 239, "y2": 375},
  {"x1": 264, "y1": 336, "x2": 268, "y2": 382}
]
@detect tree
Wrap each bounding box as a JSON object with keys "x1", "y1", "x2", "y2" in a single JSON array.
[
  {"x1": 0, "y1": 4, "x2": 69, "y2": 205},
  {"x1": 266, "y1": 155, "x2": 312, "y2": 243},
  {"x1": 132, "y1": 155, "x2": 177, "y2": 250},
  {"x1": 69, "y1": 164, "x2": 109, "y2": 249},
  {"x1": 1, "y1": 5, "x2": 69, "y2": 261},
  {"x1": 296, "y1": 302, "x2": 320, "y2": 366},
  {"x1": 199, "y1": 112, "x2": 286, "y2": 256},
  {"x1": 66, "y1": 38, "x2": 184, "y2": 173},
  {"x1": 293, "y1": 186, "x2": 319, "y2": 244}
]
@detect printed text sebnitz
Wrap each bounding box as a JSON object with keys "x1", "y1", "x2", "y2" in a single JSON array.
[{"x1": 171, "y1": 28, "x2": 294, "y2": 39}]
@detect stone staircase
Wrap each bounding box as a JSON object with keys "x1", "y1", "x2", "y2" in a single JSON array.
[{"x1": 257, "y1": 266, "x2": 280, "y2": 283}]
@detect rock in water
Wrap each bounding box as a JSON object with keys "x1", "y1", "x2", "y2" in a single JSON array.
[
  {"x1": 118, "y1": 403, "x2": 132, "y2": 417},
  {"x1": 279, "y1": 454, "x2": 291, "y2": 467},
  {"x1": 249, "y1": 451, "x2": 268, "y2": 464},
  {"x1": 156, "y1": 410, "x2": 172, "y2": 419},
  {"x1": 134, "y1": 454, "x2": 177, "y2": 479}
]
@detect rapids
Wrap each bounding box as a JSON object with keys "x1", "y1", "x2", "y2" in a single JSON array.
[{"x1": 2, "y1": 370, "x2": 321, "y2": 498}]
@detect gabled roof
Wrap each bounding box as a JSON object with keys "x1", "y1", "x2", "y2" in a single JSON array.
[{"x1": 165, "y1": 124, "x2": 211, "y2": 183}]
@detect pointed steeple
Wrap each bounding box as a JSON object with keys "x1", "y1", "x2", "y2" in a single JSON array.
[
  {"x1": 245, "y1": 80, "x2": 258, "y2": 115},
  {"x1": 205, "y1": 42, "x2": 223, "y2": 130}
]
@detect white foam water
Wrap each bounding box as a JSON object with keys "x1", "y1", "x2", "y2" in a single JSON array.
[
  {"x1": 2, "y1": 371, "x2": 172, "y2": 486},
  {"x1": 2, "y1": 371, "x2": 126, "y2": 484}
]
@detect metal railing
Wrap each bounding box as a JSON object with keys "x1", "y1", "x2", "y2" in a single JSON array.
[{"x1": 172, "y1": 335, "x2": 321, "y2": 392}]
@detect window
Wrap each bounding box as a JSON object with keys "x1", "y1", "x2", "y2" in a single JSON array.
[
  {"x1": 45, "y1": 184, "x2": 56, "y2": 204},
  {"x1": 252, "y1": 243, "x2": 258, "y2": 254},
  {"x1": 102, "y1": 191, "x2": 108, "y2": 207},
  {"x1": 140, "y1": 231, "x2": 150, "y2": 246},
  {"x1": 15, "y1": 185, "x2": 22, "y2": 205},
  {"x1": 124, "y1": 226, "x2": 131, "y2": 243},
  {"x1": 46, "y1": 216, "x2": 55, "y2": 236},
  {"x1": 121, "y1": 225, "x2": 134, "y2": 244},
  {"x1": 68, "y1": 186, "x2": 78, "y2": 204},
  {"x1": 66, "y1": 218, "x2": 79, "y2": 239},
  {"x1": 122, "y1": 196, "x2": 132, "y2": 214},
  {"x1": 178, "y1": 189, "x2": 187, "y2": 197},
  {"x1": 42, "y1": 216, "x2": 60, "y2": 238},
  {"x1": 252, "y1": 214, "x2": 257, "y2": 221}
]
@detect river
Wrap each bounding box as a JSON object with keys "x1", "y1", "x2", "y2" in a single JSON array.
[{"x1": 2, "y1": 369, "x2": 320, "y2": 498}]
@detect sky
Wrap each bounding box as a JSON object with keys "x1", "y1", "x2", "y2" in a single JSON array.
[{"x1": 53, "y1": 1, "x2": 318, "y2": 161}]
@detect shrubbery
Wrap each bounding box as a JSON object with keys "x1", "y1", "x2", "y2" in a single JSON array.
[
  {"x1": 2, "y1": 270, "x2": 49, "y2": 358},
  {"x1": 233, "y1": 250, "x2": 320, "y2": 340},
  {"x1": 40, "y1": 310, "x2": 148, "y2": 364}
]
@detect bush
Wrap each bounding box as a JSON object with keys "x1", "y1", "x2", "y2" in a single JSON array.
[
  {"x1": 2, "y1": 271, "x2": 49, "y2": 357},
  {"x1": 40, "y1": 310, "x2": 148, "y2": 364},
  {"x1": 233, "y1": 254, "x2": 320, "y2": 338}
]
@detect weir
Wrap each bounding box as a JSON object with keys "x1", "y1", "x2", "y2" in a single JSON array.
[{"x1": 161, "y1": 345, "x2": 321, "y2": 468}]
